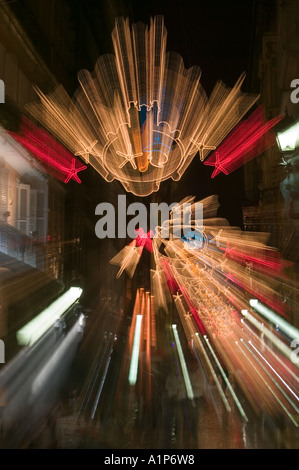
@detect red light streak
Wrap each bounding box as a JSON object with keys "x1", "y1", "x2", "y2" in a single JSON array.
[
  {"x1": 219, "y1": 244, "x2": 292, "y2": 276},
  {"x1": 10, "y1": 118, "x2": 87, "y2": 183},
  {"x1": 133, "y1": 228, "x2": 154, "y2": 252},
  {"x1": 177, "y1": 286, "x2": 206, "y2": 335},
  {"x1": 161, "y1": 259, "x2": 180, "y2": 294},
  {"x1": 204, "y1": 106, "x2": 283, "y2": 177}
]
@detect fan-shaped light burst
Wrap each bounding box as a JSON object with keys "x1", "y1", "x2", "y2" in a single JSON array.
[
  {"x1": 109, "y1": 239, "x2": 143, "y2": 279},
  {"x1": 111, "y1": 195, "x2": 299, "y2": 425},
  {"x1": 10, "y1": 118, "x2": 87, "y2": 183},
  {"x1": 25, "y1": 16, "x2": 259, "y2": 196},
  {"x1": 109, "y1": 228, "x2": 153, "y2": 278}
]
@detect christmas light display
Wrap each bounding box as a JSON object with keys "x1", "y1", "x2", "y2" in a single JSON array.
[
  {"x1": 204, "y1": 105, "x2": 283, "y2": 177},
  {"x1": 25, "y1": 16, "x2": 260, "y2": 196},
  {"x1": 110, "y1": 195, "x2": 299, "y2": 425}
]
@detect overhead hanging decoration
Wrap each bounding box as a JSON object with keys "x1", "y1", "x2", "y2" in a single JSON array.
[
  {"x1": 109, "y1": 195, "x2": 299, "y2": 424},
  {"x1": 25, "y1": 15, "x2": 262, "y2": 196}
]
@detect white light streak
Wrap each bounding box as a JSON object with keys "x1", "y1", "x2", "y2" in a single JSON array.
[
  {"x1": 249, "y1": 299, "x2": 299, "y2": 341},
  {"x1": 241, "y1": 317, "x2": 299, "y2": 385},
  {"x1": 204, "y1": 335, "x2": 248, "y2": 422},
  {"x1": 247, "y1": 340, "x2": 299, "y2": 412},
  {"x1": 128, "y1": 315, "x2": 143, "y2": 385},
  {"x1": 237, "y1": 339, "x2": 298, "y2": 427},
  {"x1": 172, "y1": 324, "x2": 194, "y2": 400},
  {"x1": 241, "y1": 310, "x2": 298, "y2": 367},
  {"x1": 31, "y1": 316, "x2": 82, "y2": 398},
  {"x1": 16, "y1": 287, "x2": 83, "y2": 346},
  {"x1": 194, "y1": 333, "x2": 231, "y2": 412}
]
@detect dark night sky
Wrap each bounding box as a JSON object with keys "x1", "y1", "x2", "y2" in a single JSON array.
[{"x1": 77, "y1": 0, "x2": 258, "y2": 93}]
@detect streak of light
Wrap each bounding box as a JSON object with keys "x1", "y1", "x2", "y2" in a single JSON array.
[
  {"x1": 204, "y1": 105, "x2": 283, "y2": 177},
  {"x1": 247, "y1": 340, "x2": 299, "y2": 412},
  {"x1": 241, "y1": 310, "x2": 298, "y2": 367},
  {"x1": 110, "y1": 241, "x2": 143, "y2": 278},
  {"x1": 203, "y1": 335, "x2": 248, "y2": 422},
  {"x1": 236, "y1": 340, "x2": 298, "y2": 427},
  {"x1": 145, "y1": 291, "x2": 152, "y2": 395},
  {"x1": 194, "y1": 332, "x2": 231, "y2": 412},
  {"x1": 128, "y1": 288, "x2": 142, "y2": 352},
  {"x1": 11, "y1": 118, "x2": 87, "y2": 183},
  {"x1": 240, "y1": 318, "x2": 299, "y2": 387},
  {"x1": 91, "y1": 354, "x2": 112, "y2": 420},
  {"x1": 150, "y1": 294, "x2": 157, "y2": 347},
  {"x1": 172, "y1": 324, "x2": 194, "y2": 400},
  {"x1": 16, "y1": 287, "x2": 83, "y2": 346},
  {"x1": 249, "y1": 299, "x2": 299, "y2": 341},
  {"x1": 30, "y1": 316, "x2": 83, "y2": 398},
  {"x1": 128, "y1": 315, "x2": 143, "y2": 385}
]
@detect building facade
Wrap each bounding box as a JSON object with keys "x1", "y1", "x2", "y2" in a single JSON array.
[
  {"x1": 243, "y1": 0, "x2": 299, "y2": 327},
  {"x1": 0, "y1": 1, "x2": 68, "y2": 341}
]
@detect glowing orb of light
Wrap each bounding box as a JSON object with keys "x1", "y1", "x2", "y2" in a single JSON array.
[{"x1": 26, "y1": 16, "x2": 259, "y2": 196}]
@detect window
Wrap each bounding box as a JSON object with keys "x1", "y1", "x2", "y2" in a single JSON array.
[
  {"x1": 29, "y1": 189, "x2": 37, "y2": 234},
  {"x1": 0, "y1": 167, "x2": 9, "y2": 219},
  {"x1": 16, "y1": 183, "x2": 30, "y2": 235}
]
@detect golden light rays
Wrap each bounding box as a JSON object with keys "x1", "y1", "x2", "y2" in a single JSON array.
[
  {"x1": 111, "y1": 195, "x2": 299, "y2": 426},
  {"x1": 25, "y1": 16, "x2": 259, "y2": 196}
]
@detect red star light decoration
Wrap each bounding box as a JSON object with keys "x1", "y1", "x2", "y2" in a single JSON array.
[
  {"x1": 11, "y1": 118, "x2": 87, "y2": 183},
  {"x1": 204, "y1": 105, "x2": 283, "y2": 178}
]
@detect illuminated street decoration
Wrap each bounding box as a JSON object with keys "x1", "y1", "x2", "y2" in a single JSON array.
[
  {"x1": 110, "y1": 229, "x2": 153, "y2": 278},
  {"x1": 10, "y1": 118, "x2": 87, "y2": 183},
  {"x1": 134, "y1": 228, "x2": 154, "y2": 252},
  {"x1": 204, "y1": 105, "x2": 283, "y2": 178},
  {"x1": 110, "y1": 239, "x2": 143, "y2": 278},
  {"x1": 111, "y1": 195, "x2": 299, "y2": 425},
  {"x1": 26, "y1": 16, "x2": 259, "y2": 196}
]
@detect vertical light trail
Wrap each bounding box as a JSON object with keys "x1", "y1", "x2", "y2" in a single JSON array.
[
  {"x1": 128, "y1": 315, "x2": 143, "y2": 385},
  {"x1": 150, "y1": 295, "x2": 157, "y2": 347},
  {"x1": 146, "y1": 292, "x2": 151, "y2": 395},
  {"x1": 146, "y1": 291, "x2": 151, "y2": 362},
  {"x1": 172, "y1": 324, "x2": 194, "y2": 400},
  {"x1": 203, "y1": 335, "x2": 248, "y2": 422},
  {"x1": 129, "y1": 288, "x2": 141, "y2": 351},
  {"x1": 91, "y1": 354, "x2": 112, "y2": 420}
]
